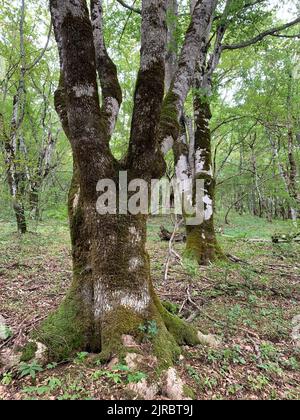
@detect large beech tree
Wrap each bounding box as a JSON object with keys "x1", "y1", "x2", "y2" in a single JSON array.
[{"x1": 36, "y1": 0, "x2": 218, "y2": 364}]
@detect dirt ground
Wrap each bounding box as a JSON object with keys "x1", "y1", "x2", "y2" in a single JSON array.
[{"x1": 0, "y1": 214, "x2": 300, "y2": 400}]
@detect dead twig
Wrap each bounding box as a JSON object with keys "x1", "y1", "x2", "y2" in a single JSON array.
[{"x1": 163, "y1": 218, "x2": 184, "y2": 283}]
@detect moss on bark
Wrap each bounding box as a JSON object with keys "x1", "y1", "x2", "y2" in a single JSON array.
[
  {"x1": 33, "y1": 290, "x2": 92, "y2": 361},
  {"x1": 186, "y1": 219, "x2": 225, "y2": 265}
]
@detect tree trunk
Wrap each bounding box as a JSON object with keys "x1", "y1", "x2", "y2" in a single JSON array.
[
  {"x1": 30, "y1": 0, "x2": 217, "y2": 366},
  {"x1": 13, "y1": 199, "x2": 27, "y2": 234},
  {"x1": 29, "y1": 187, "x2": 40, "y2": 220},
  {"x1": 186, "y1": 97, "x2": 223, "y2": 265},
  {"x1": 37, "y1": 169, "x2": 199, "y2": 364}
]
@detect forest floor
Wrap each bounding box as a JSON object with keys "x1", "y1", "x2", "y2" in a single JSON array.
[{"x1": 0, "y1": 212, "x2": 300, "y2": 400}]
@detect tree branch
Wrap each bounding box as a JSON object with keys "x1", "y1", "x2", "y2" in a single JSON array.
[
  {"x1": 116, "y1": 0, "x2": 141, "y2": 14},
  {"x1": 90, "y1": 0, "x2": 122, "y2": 137},
  {"x1": 50, "y1": 0, "x2": 113, "y2": 187},
  {"x1": 222, "y1": 16, "x2": 300, "y2": 51},
  {"x1": 26, "y1": 19, "x2": 52, "y2": 72},
  {"x1": 127, "y1": 0, "x2": 168, "y2": 176},
  {"x1": 159, "y1": 0, "x2": 218, "y2": 156}
]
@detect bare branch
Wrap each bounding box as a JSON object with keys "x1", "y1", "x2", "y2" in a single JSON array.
[
  {"x1": 222, "y1": 16, "x2": 300, "y2": 50},
  {"x1": 26, "y1": 19, "x2": 52, "y2": 72},
  {"x1": 116, "y1": 0, "x2": 141, "y2": 14}
]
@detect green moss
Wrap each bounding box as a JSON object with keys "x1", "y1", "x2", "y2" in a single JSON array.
[
  {"x1": 152, "y1": 327, "x2": 181, "y2": 370},
  {"x1": 162, "y1": 300, "x2": 180, "y2": 315},
  {"x1": 186, "y1": 221, "x2": 225, "y2": 265},
  {"x1": 149, "y1": 290, "x2": 200, "y2": 370},
  {"x1": 34, "y1": 291, "x2": 89, "y2": 362},
  {"x1": 183, "y1": 384, "x2": 196, "y2": 400},
  {"x1": 159, "y1": 90, "x2": 180, "y2": 139},
  {"x1": 155, "y1": 294, "x2": 199, "y2": 346},
  {"x1": 98, "y1": 306, "x2": 145, "y2": 363},
  {"x1": 20, "y1": 342, "x2": 38, "y2": 362}
]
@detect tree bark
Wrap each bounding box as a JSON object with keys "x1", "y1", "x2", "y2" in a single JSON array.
[
  {"x1": 186, "y1": 96, "x2": 223, "y2": 264},
  {"x1": 0, "y1": 0, "x2": 27, "y2": 234},
  {"x1": 32, "y1": 0, "x2": 214, "y2": 365}
]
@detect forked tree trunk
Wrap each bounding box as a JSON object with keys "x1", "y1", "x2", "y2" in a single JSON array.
[{"x1": 32, "y1": 0, "x2": 217, "y2": 365}]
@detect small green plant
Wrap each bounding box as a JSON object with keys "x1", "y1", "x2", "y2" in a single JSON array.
[
  {"x1": 186, "y1": 365, "x2": 201, "y2": 387},
  {"x1": 91, "y1": 364, "x2": 147, "y2": 385},
  {"x1": 227, "y1": 383, "x2": 243, "y2": 395},
  {"x1": 22, "y1": 378, "x2": 62, "y2": 397},
  {"x1": 1, "y1": 372, "x2": 13, "y2": 386},
  {"x1": 0, "y1": 324, "x2": 12, "y2": 340},
  {"x1": 46, "y1": 362, "x2": 58, "y2": 370},
  {"x1": 92, "y1": 369, "x2": 122, "y2": 384},
  {"x1": 138, "y1": 320, "x2": 158, "y2": 339},
  {"x1": 202, "y1": 376, "x2": 218, "y2": 390},
  {"x1": 91, "y1": 370, "x2": 106, "y2": 380},
  {"x1": 283, "y1": 357, "x2": 299, "y2": 371},
  {"x1": 127, "y1": 372, "x2": 147, "y2": 384},
  {"x1": 113, "y1": 363, "x2": 130, "y2": 372},
  {"x1": 106, "y1": 372, "x2": 123, "y2": 384},
  {"x1": 207, "y1": 346, "x2": 246, "y2": 366},
  {"x1": 74, "y1": 352, "x2": 89, "y2": 364},
  {"x1": 258, "y1": 361, "x2": 283, "y2": 376},
  {"x1": 18, "y1": 362, "x2": 44, "y2": 379},
  {"x1": 259, "y1": 342, "x2": 278, "y2": 361},
  {"x1": 182, "y1": 256, "x2": 199, "y2": 278},
  {"x1": 248, "y1": 374, "x2": 269, "y2": 391}
]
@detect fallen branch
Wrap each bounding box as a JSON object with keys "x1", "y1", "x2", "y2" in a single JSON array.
[
  {"x1": 159, "y1": 225, "x2": 186, "y2": 242},
  {"x1": 163, "y1": 219, "x2": 184, "y2": 283}
]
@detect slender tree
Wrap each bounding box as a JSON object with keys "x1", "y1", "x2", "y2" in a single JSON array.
[{"x1": 175, "y1": 0, "x2": 300, "y2": 263}]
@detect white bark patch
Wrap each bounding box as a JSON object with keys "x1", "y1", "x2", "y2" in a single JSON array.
[
  {"x1": 195, "y1": 149, "x2": 213, "y2": 176},
  {"x1": 161, "y1": 136, "x2": 174, "y2": 155},
  {"x1": 73, "y1": 188, "x2": 80, "y2": 211},
  {"x1": 203, "y1": 194, "x2": 213, "y2": 220},
  {"x1": 104, "y1": 97, "x2": 119, "y2": 135},
  {"x1": 176, "y1": 154, "x2": 190, "y2": 193},
  {"x1": 129, "y1": 257, "x2": 144, "y2": 272},
  {"x1": 129, "y1": 226, "x2": 142, "y2": 244},
  {"x1": 94, "y1": 281, "x2": 150, "y2": 320},
  {"x1": 72, "y1": 84, "x2": 95, "y2": 98}
]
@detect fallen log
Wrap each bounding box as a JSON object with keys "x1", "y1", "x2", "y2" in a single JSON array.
[{"x1": 159, "y1": 226, "x2": 186, "y2": 242}]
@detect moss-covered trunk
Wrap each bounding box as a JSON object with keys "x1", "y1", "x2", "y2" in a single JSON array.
[
  {"x1": 36, "y1": 167, "x2": 199, "y2": 366},
  {"x1": 13, "y1": 198, "x2": 27, "y2": 234},
  {"x1": 36, "y1": 0, "x2": 219, "y2": 367},
  {"x1": 186, "y1": 97, "x2": 223, "y2": 265}
]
